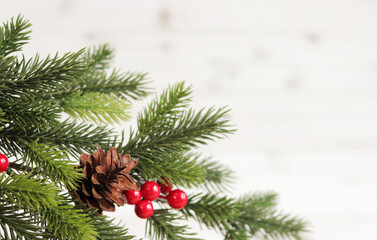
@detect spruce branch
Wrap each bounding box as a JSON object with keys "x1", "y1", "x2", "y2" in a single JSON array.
[
  {"x1": 2, "y1": 97, "x2": 60, "y2": 133},
  {"x1": 122, "y1": 83, "x2": 234, "y2": 181},
  {"x1": 62, "y1": 91, "x2": 131, "y2": 124},
  {"x1": 82, "y1": 44, "x2": 114, "y2": 71},
  {"x1": 80, "y1": 70, "x2": 150, "y2": 100},
  {"x1": 0, "y1": 108, "x2": 6, "y2": 132},
  {"x1": 10, "y1": 50, "x2": 85, "y2": 95},
  {"x1": 42, "y1": 199, "x2": 98, "y2": 240},
  {"x1": 146, "y1": 209, "x2": 202, "y2": 240},
  {"x1": 136, "y1": 81, "x2": 193, "y2": 132},
  {"x1": 0, "y1": 173, "x2": 60, "y2": 211},
  {"x1": 0, "y1": 204, "x2": 49, "y2": 240},
  {"x1": 132, "y1": 152, "x2": 206, "y2": 188},
  {"x1": 226, "y1": 193, "x2": 307, "y2": 240},
  {"x1": 180, "y1": 193, "x2": 238, "y2": 234},
  {"x1": 125, "y1": 106, "x2": 234, "y2": 156},
  {"x1": 0, "y1": 120, "x2": 113, "y2": 158},
  {"x1": 91, "y1": 214, "x2": 136, "y2": 240},
  {"x1": 0, "y1": 55, "x2": 19, "y2": 83},
  {"x1": 199, "y1": 156, "x2": 234, "y2": 192},
  {"x1": 22, "y1": 141, "x2": 83, "y2": 189},
  {"x1": 0, "y1": 15, "x2": 31, "y2": 57},
  {"x1": 48, "y1": 120, "x2": 114, "y2": 156}
]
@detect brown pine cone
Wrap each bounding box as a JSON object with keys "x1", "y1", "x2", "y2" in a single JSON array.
[{"x1": 70, "y1": 147, "x2": 140, "y2": 214}]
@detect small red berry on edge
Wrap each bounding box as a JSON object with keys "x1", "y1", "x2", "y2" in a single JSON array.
[
  {"x1": 158, "y1": 177, "x2": 173, "y2": 194},
  {"x1": 123, "y1": 190, "x2": 142, "y2": 205},
  {"x1": 135, "y1": 200, "x2": 154, "y2": 219},
  {"x1": 0, "y1": 153, "x2": 9, "y2": 173},
  {"x1": 167, "y1": 189, "x2": 188, "y2": 209},
  {"x1": 141, "y1": 181, "x2": 161, "y2": 201}
]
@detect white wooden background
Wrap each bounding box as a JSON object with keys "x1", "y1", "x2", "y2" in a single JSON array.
[{"x1": 2, "y1": 1, "x2": 377, "y2": 239}]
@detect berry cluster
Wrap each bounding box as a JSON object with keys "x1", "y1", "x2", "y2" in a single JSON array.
[{"x1": 122, "y1": 178, "x2": 188, "y2": 219}]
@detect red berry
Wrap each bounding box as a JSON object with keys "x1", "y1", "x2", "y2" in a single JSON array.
[
  {"x1": 158, "y1": 177, "x2": 172, "y2": 194},
  {"x1": 167, "y1": 189, "x2": 188, "y2": 209},
  {"x1": 0, "y1": 153, "x2": 9, "y2": 173},
  {"x1": 135, "y1": 200, "x2": 154, "y2": 219},
  {"x1": 123, "y1": 190, "x2": 142, "y2": 205},
  {"x1": 141, "y1": 181, "x2": 160, "y2": 201}
]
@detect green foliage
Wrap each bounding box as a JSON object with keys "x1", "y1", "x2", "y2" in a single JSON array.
[
  {"x1": 21, "y1": 141, "x2": 83, "y2": 189},
  {"x1": 0, "y1": 15, "x2": 31, "y2": 57},
  {"x1": 0, "y1": 108, "x2": 6, "y2": 132},
  {"x1": 0, "y1": 15, "x2": 307, "y2": 240},
  {"x1": 63, "y1": 91, "x2": 131, "y2": 124},
  {"x1": 133, "y1": 152, "x2": 206, "y2": 189},
  {"x1": 124, "y1": 82, "x2": 233, "y2": 154},
  {"x1": 225, "y1": 193, "x2": 308, "y2": 240},
  {"x1": 122, "y1": 82, "x2": 234, "y2": 188},
  {"x1": 82, "y1": 44, "x2": 114, "y2": 71},
  {"x1": 146, "y1": 209, "x2": 201, "y2": 240},
  {"x1": 0, "y1": 15, "x2": 144, "y2": 240},
  {"x1": 42, "y1": 200, "x2": 98, "y2": 240},
  {"x1": 79, "y1": 70, "x2": 150, "y2": 101},
  {"x1": 179, "y1": 192, "x2": 307, "y2": 240},
  {"x1": 62, "y1": 44, "x2": 150, "y2": 101},
  {"x1": 0, "y1": 204, "x2": 49, "y2": 240},
  {"x1": 0, "y1": 173, "x2": 59, "y2": 211},
  {"x1": 181, "y1": 193, "x2": 238, "y2": 233},
  {"x1": 91, "y1": 214, "x2": 136, "y2": 240},
  {"x1": 199, "y1": 156, "x2": 234, "y2": 192}
]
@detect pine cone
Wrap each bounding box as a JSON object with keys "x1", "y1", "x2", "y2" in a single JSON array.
[{"x1": 70, "y1": 147, "x2": 140, "y2": 214}]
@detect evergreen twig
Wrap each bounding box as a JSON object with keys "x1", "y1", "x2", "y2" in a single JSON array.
[
  {"x1": 91, "y1": 214, "x2": 136, "y2": 240},
  {"x1": 62, "y1": 91, "x2": 131, "y2": 124},
  {"x1": 199, "y1": 156, "x2": 234, "y2": 192},
  {"x1": 22, "y1": 141, "x2": 83, "y2": 189},
  {"x1": 0, "y1": 204, "x2": 49, "y2": 240},
  {"x1": 225, "y1": 193, "x2": 308, "y2": 240},
  {"x1": 0, "y1": 173, "x2": 59, "y2": 211},
  {"x1": 180, "y1": 193, "x2": 238, "y2": 234},
  {"x1": 146, "y1": 209, "x2": 202, "y2": 240},
  {"x1": 0, "y1": 14, "x2": 31, "y2": 57},
  {"x1": 42, "y1": 199, "x2": 98, "y2": 240}
]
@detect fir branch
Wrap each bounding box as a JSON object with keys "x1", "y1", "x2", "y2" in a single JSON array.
[
  {"x1": 80, "y1": 70, "x2": 150, "y2": 100},
  {"x1": 82, "y1": 44, "x2": 114, "y2": 71},
  {"x1": 46, "y1": 120, "x2": 114, "y2": 156},
  {"x1": 0, "y1": 173, "x2": 60, "y2": 211},
  {"x1": 1, "y1": 120, "x2": 113, "y2": 157},
  {"x1": 136, "y1": 81, "x2": 193, "y2": 134},
  {"x1": 13, "y1": 50, "x2": 85, "y2": 93},
  {"x1": 0, "y1": 108, "x2": 5, "y2": 132},
  {"x1": 122, "y1": 82, "x2": 234, "y2": 157},
  {"x1": 132, "y1": 152, "x2": 206, "y2": 188},
  {"x1": 62, "y1": 91, "x2": 131, "y2": 124},
  {"x1": 0, "y1": 15, "x2": 31, "y2": 57},
  {"x1": 42, "y1": 199, "x2": 98, "y2": 240},
  {"x1": 0, "y1": 55, "x2": 19, "y2": 83},
  {"x1": 226, "y1": 193, "x2": 307, "y2": 240},
  {"x1": 125, "y1": 106, "x2": 234, "y2": 157},
  {"x1": 146, "y1": 209, "x2": 202, "y2": 240},
  {"x1": 91, "y1": 214, "x2": 136, "y2": 240},
  {"x1": 180, "y1": 193, "x2": 238, "y2": 234},
  {"x1": 199, "y1": 156, "x2": 234, "y2": 192},
  {"x1": 0, "y1": 204, "x2": 49, "y2": 240},
  {"x1": 52, "y1": 70, "x2": 150, "y2": 101},
  {"x1": 22, "y1": 141, "x2": 83, "y2": 189},
  {"x1": 2, "y1": 97, "x2": 61, "y2": 132}
]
